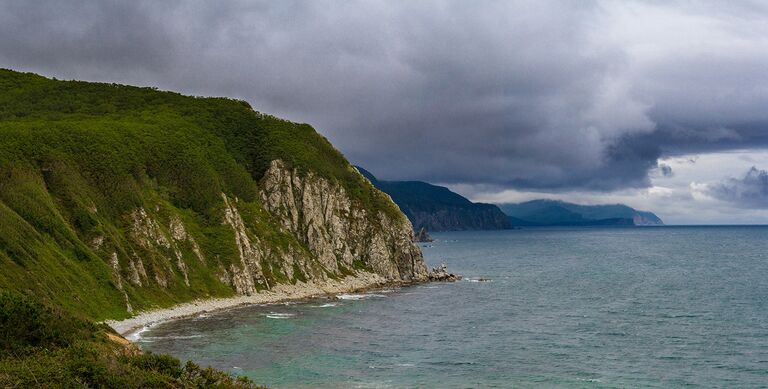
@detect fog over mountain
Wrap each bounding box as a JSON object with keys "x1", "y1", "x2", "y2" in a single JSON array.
[{"x1": 4, "y1": 1, "x2": 768, "y2": 223}]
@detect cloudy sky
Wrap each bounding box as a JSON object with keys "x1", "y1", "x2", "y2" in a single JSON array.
[{"x1": 3, "y1": 1, "x2": 768, "y2": 224}]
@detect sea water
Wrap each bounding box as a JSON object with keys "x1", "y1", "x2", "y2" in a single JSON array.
[{"x1": 136, "y1": 227, "x2": 768, "y2": 388}]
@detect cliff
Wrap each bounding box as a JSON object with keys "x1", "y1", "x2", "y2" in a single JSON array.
[
  {"x1": 0, "y1": 69, "x2": 427, "y2": 321},
  {"x1": 499, "y1": 200, "x2": 664, "y2": 226},
  {"x1": 356, "y1": 167, "x2": 511, "y2": 231}
]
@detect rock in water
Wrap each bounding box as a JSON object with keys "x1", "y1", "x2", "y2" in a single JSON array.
[
  {"x1": 414, "y1": 227, "x2": 434, "y2": 243},
  {"x1": 428, "y1": 263, "x2": 462, "y2": 282}
]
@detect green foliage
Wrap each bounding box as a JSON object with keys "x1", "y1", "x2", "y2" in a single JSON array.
[
  {"x1": 0, "y1": 68, "x2": 397, "y2": 220},
  {"x1": 0, "y1": 68, "x2": 403, "y2": 320},
  {"x1": 0, "y1": 291, "x2": 94, "y2": 354},
  {"x1": 0, "y1": 290, "x2": 264, "y2": 388}
]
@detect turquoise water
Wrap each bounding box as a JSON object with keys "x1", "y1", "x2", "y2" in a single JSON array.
[{"x1": 137, "y1": 227, "x2": 768, "y2": 388}]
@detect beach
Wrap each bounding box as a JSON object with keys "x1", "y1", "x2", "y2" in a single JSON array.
[{"x1": 106, "y1": 272, "x2": 394, "y2": 338}]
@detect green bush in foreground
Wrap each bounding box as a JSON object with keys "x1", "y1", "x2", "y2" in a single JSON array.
[{"x1": 0, "y1": 291, "x2": 264, "y2": 388}]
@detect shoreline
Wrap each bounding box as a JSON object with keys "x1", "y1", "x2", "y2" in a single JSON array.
[{"x1": 105, "y1": 272, "x2": 402, "y2": 338}]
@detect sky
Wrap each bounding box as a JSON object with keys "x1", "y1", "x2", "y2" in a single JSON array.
[{"x1": 2, "y1": 0, "x2": 768, "y2": 224}]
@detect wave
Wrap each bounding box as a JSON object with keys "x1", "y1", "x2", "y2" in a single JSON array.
[
  {"x1": 126, "y1": 325, "x2": 152, "y2": 342},
  {"x1": 311, "y1": 303, "x2": 338, "y2": 308},
  {"x1": 336, "y1": 293, "x2": 387, "y2": 300},
  {"x1": 465, "y1": 278, "x2": 493, "y2": 283},
  {"x1": 265, "y1": 312, "x2": 296, "y2": 319},
  {"x1": 142, "y1": 334, "x2": 205, "y2": 341}
]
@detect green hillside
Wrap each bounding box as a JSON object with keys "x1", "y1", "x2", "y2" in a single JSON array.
[
  {"x1": 0, "y1": 69, "x2": 402, "y2": 321},
  {"x1": 356, "y1": 167, "x2": 511, "y2": 231},
  {"x1": 0, "y1": 291, "x2": 262, "y2": 387}
]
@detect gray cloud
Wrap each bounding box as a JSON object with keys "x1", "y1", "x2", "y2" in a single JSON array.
[
  {"x1": 659, "y1": 163, "x2": 673, "y2": 177},
  {"x1": 2, "y1": 1, "x2": 768, "y2": 192},
  {"x1": 707, "y1": 167, "x2": 768, "y2": 208}
]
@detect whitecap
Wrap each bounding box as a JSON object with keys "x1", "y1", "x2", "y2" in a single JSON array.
[
  {"x1": 465, "y1": 278, "x2": 493, "y2": 283},
  {"x1": 311, "y1": 303, "x2": 338, "y2": 308},
  {"x1": 142, "y1": 334, "x2": 204, "y2": 340},
  {"x1": 126, "y1": 325, "x2": 152, "y2": 342},
  {"x1": 336, "y1": 293, "x2": 386, "y2": 300},
  {"x1": 337, "y1": 294, "x2": 366, "y2": 300},
  {"x1": 265, "y1": 312, "x2": 296, "y2": 319}
]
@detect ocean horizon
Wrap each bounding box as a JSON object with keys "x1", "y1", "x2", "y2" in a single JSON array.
[{"x1": 137, "y1": 226, "x2": 768, "y2": 388}]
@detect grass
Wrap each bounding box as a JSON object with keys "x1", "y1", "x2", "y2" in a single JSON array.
[
  {"x1": 0, "y1": 291, "x2": 264, "y2": 388},
  {"x1": 0, "y1": 68, "x2": 412, "y2": 386},
  {"x1": 0, "y1": 68, "x2": 402, "y2": 320}
]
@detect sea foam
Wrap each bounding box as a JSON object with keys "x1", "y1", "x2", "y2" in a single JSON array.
[
  {"x1": 336, "y1": 293, "x2": 387, "y2": 300},
  {"x1": 265, "y1": 312, "x2": 296, "y2": 319}
]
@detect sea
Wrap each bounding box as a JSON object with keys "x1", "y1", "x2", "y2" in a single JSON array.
[{"x1": 135, "y1": 227, "x2": 768, "y2": 388}]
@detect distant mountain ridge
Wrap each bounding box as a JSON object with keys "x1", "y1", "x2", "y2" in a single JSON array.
[
  {"x1": 498, "y1": 199, "x2": 663, "y2": 226},
  {"x1": 356, "y1": 167, "x2": 511, "y2": 232}
]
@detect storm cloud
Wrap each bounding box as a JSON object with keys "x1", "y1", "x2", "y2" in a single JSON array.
[
  {"x1": 3, "y1": 1, "x2": 768, "y2": 192},
  {"x1": 707, "y1": 167, "x2": 768, "y2": 208}
]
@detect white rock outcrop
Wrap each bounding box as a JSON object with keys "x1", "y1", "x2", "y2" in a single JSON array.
[{"x1": 260, "y1": 160, "x2": 428, "y2": 282}]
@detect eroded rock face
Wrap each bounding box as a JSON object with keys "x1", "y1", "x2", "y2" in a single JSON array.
[
  {"x1": 260, "y1": 160, "x2": 428, "y2": 282},
  {"x1": 109, "y1": 160, "x2": 427, "y2": 313},
  {"x1": 221, "y1": 193, "x2": 267, "y2": 295}
]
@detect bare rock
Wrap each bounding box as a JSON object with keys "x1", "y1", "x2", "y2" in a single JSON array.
[
  {"x1": 428, "y1": 263, "x2": 462, "y2": 282},
  {"x1": 414, "y1": 227, "x2": 434, "y2": 243}
]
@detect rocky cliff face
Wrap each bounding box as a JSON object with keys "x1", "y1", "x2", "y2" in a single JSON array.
[
  {"x1": 92, "y1": 160, "x2": 427, "y2": 315},
  {"x1": 108, "y1": 160, "x2": 427, "y2": 308},
  {"x1": 0, "y1": 70, "x2": 428, "y2": 320},
  {"x1": 260, "y1": 160, "x2": 428, "y2": 282}
]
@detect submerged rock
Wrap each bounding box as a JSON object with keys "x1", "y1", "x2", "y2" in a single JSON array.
[{"x1": 428, "y1": 263, "x2": 462, "y2": 282}]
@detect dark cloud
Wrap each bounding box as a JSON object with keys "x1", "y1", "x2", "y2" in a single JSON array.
[
  {"x1": 2, "y1": 1, "x2": 768, "y2": 192},
  {"x1": 659, "y1": 164, "x2": 673, "y2": 177},
  {"x1": 707, "y1": 167, "x2": 768, "y2": 208}
]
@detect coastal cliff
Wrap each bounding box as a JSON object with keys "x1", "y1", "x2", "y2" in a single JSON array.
[
  {"x1": 0, "y1": 69, "x2": 427, "y2": 321},
  {"x1": 356, "y1": 166, "x2": 511, "y2": 231},
  {"x1": 261, "y1": 160, "x2": 427, "y2": 281}
]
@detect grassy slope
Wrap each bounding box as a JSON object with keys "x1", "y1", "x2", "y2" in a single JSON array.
[
  {"x1": 0, "y1": 291, "x2": 263, "y2": 388},
  {"x1": 0, "y1": 69, "x2": 401, "y2": 320}
]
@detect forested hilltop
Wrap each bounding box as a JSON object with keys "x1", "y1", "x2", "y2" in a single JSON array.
[
  {"x1": 0, "y1": 69, "x2": 428, "y2": 386},
  {"x1": 356, "y1": 167, "x2": 511, "y2": 232}
]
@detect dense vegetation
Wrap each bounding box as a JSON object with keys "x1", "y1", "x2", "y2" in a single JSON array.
[
  {"x1": 0, "y1": 69, "x2": 418, "y2": 387},
  {"x1": 0, "y1": 291, "x2": 261, "y2": 388},
  {"x1": 357, "y1": 167, "x2": 511, "y2": 231},
  {"x1": 0, "y1": 69, "x2": 401, "y2": 321}
]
